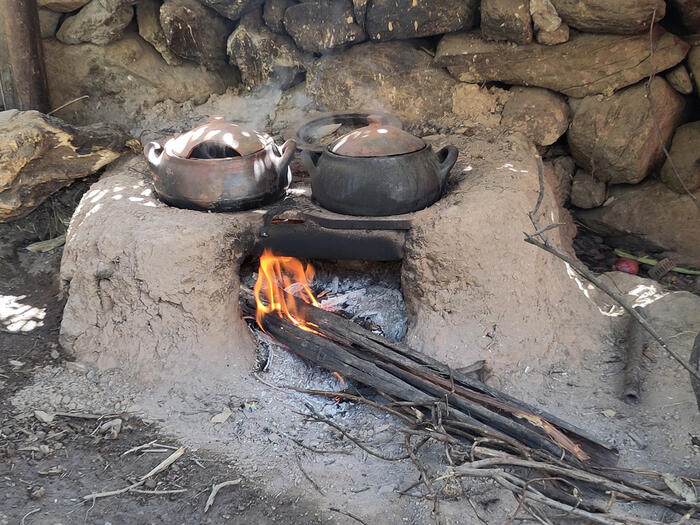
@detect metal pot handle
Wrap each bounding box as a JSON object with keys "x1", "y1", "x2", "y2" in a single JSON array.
[
  {"x1": 273, "y1": 139, "x2": 296, "y2": 176},
  {"x1": 300, "y1": 150, "x2": 321, "y2": 177},
  {"x1": 144, "y1": 141, "x2": 164, "y2": 167},
  {"x1": 436, "y1": 145, "x2": 458, "y2": 187}
]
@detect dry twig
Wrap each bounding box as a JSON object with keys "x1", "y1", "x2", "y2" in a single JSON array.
[
  {"x1": 328, "y1": 507, "x2": 370, "y2": 525},
  {"x1": 524, "y1": 155, "x2": 700, "y2": 382},
  {"x1": 82, "y1": 446, "x2": 185, "y2": 501},
  {"x1": 204, "y1": 479, "x2": 242, "y2": 513}
]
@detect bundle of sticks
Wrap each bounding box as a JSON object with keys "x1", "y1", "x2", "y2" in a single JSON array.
[{"x1": 240, "y1": 289, "x2": 699, "y2": 523}]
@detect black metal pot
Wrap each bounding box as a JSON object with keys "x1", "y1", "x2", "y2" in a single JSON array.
[
  {"x1": 144, "y1": 116, "x2": 295, "y2": 212},
  {"x1": 302, "y1": 117, "x2": 458, "y2": 216}
]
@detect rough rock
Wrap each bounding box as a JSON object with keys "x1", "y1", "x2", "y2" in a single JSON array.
[
  {"x1": 39, "y1": 8, "x2": 62, "y2": 38},
  {"x1": 660, "y1": 121, "x2": 700, "y2": 194},
  {"x1": 56, "y1": 0, "x2": 133, "y2": 45},
  {"x1": 227, "y1": 9, "x2": 306, "y2": 89},
  {"x1": 436, "y1": 27, "x2": 689, "y2": 98},
  {"x1": 550, "y1": 0, "x2": 665, "y2": 34},
  {"x1": 500, "y1": 87, "x2": 569, "y2": 146},
  {"x1": 352, "y1": 0, "x2": 367, "y2": 27},
  {"x1": 668, "y1": 0, "x2": 700, "y2": 33},
  {"x1": 403, "y1": 130, "x2": 605, "y2": 371},
  {"x1": 576, "y1": 180, "x2": 700, "y2": 268},
  {"x1": 530, "y1": 0, "x2": 569, "y2": 44},
  {"x1": 544, "y1": 155, "x2": 575, "y2": 205},
  {"x1": 43, "y1": 35, "x2": 235, "y2": 129},
  {"x1": 38, "y1": 0, "x2": 90, "y2": 12},
  {"x1": 284, "y1": 0, "x2": 366, "y2": 53},
  {"x1": 687, "y1": 46, "x2": 700, "y2": 96},
  {"x1": 135, "y1": 0, "x2": 182, "y2": 65},
  {"x1": 665, "y1": 63, "x2": 693, "y2": 95},
  {"x1": 263, "y1": 0, "x2": 296, "y2": 33},
  {"x1": 198, "y1": 0, "x2": 264, "y2": 20},
  {"x1": 160, "y1": 0, "x2": 231, "y2": 68},
  {"x1": 536, "y1": 22, "x2": 569, "y2": 45},
  {"x1": 481, "y1": 0, "x2": 533, "y2": 44},
  {"x1": 567, "y1": 77, "x2": 686, "y2": 185},
  {"x1": 59, "y1": 157, "x2": 258, "y2": 386},
  {"x1": 529, "y1": 0, "x2": 560, "y2": 32},
  {"x1": 451, "y1": 84, "x2": 511, "y2": 128},
  {"x1": 0, "y1": 110, "x2": 127, "y2": 222},
  {"x1": 365, "y1": 0, "x2": 478, "y2": 42},
  {"x1": 306, "y1": 41, "x2": 457, "y2": 126},
  {"x1": 570, "y1": 169, "x2": 606, "y2": 209}
]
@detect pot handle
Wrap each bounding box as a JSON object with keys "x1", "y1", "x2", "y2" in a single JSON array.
[
  {"x1": 144, "y1": 141, "x2": 164, "y2": 167},
  {"x1": 300, "y1": 149, "x2": 322, "y2": 177},
  {"x1": 436, "y1": 145, "x2": 458, "y2": 187},
  {"x1": 273, "y1": 139, "x2": 296, "y2": 176}
]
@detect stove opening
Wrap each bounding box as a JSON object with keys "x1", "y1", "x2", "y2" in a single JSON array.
[
  {"x1": 187, "y1": 141, "x2": 241, "y2": 159},
  {"x1": 240, "y1": 253, "x2": 407, "y2": 383}
]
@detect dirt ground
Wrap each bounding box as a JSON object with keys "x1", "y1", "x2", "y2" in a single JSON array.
[{"x1": 0, "y1": 197, "x2": 339, "y2": 525}]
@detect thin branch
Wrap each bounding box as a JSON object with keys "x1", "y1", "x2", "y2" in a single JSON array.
[
  {"x1": 525, "y1": 155, "x2": 700, "y2": 382},
  {"x1": 328, "y1": 507, "x2": 370, "y2": 525},
  {"x1": 204, "y1": 479, "x2": 242, "y2": 513}
]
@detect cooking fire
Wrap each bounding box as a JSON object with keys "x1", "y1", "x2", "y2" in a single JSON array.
[{"x1": 3, "y1": 1, "x2": 698, "y2": 522}]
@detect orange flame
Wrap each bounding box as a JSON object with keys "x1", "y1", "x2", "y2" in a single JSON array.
[{"x1": 253, "y1": 248, "x2": 319, "y2": 332}]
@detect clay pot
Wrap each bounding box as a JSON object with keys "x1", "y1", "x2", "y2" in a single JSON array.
[
  {"x1": 302, "y1": 116, "x2": 458, "y2": 216},
  {"x1": 144, "y1": 116, "x2": 295, "y2": 212}
]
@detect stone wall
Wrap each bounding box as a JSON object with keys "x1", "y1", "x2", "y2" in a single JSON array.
[{"x1": 32, "y1": 0, "x2": 700, "y2": 267}]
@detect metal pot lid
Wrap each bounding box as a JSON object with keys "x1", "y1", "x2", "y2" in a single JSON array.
[
  {"x1": 164, "y1": 116, "x2": 271, "y2": 159},
  {"x1": 329, "y1": 115, "x2": 425, "y2": 157}
]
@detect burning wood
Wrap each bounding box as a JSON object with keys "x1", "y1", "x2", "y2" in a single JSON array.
[
  {"x1": 242, "y1": 251, "x2": 700, "y2": 522},
  {"x1": 246, "y1": 251, "x2": 614, "y2": 465}
]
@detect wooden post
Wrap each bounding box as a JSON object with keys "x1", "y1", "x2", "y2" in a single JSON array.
[{"x1": 0, "y1": 0, "x2": 50, "y2": 112}]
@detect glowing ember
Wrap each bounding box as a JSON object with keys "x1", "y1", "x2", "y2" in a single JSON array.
[
  {"x1": 332, "y1": 371, "x2": 346, "y2": 388},
  {"x1": 253, "y1": 248, "x2": 319, "y2": 332}
]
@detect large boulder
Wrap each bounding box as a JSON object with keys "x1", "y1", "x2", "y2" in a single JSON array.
[
  {"x1": 38, "y1": 0, "x2": 90, "y2": 12},
  {"x1": 435, "y1": 27, "x2": 689, "y2": 98},
  {"x1": 567, "y1": 77, "x2": 686, "y2": 185},
  {"x1": 160, "y1": 0, "x2": 231, "y2": 68},
  {"x1": 550, "y1": 0, "x2": 665, "y2": 34},
  {"x1": 56, "y1": 0, "x2": 133, "y2": 45},
  {"x1": 365, "y1": 0, "x2": 478, "y2": 41},
  {"x1": 227, "y1": 9, "x2": 307, "y2": 89},
  {"x1": 500, "y1": 87, "x2": 569, "y2": 146},
  {"x1": 59, "y1": 157, "x2": 258, "y2": 386},
  {"x1": 263, "y1": 0, "x2": 296, "y2": 33},
  {"x1": 481, "y1": 0, "x2": 533, "y2": 44},
  {"x1": 0, "y1": 110, "x2": 127, "y2": 222},
  {"x1": 306, "y1": 40, "x2": 457, "y2": 126},
  {"x1": 284, "y1": 0, "x2": 366, "y2": 53},
  {"x1": 43, "y1": 34, "x2": 236, "y2": 130},
  {"x1": 660, "y1": 121, "x2": 700, "y2": 194},
  {"x1": 135, "y1": 0, "x2": 182, "y2": 65},
  {"x1": 198, "y1": 0, "x2": 264, "y2": 20},
  {"x1": 575, "y1": 180, "x2": 700, "y2": 269}
]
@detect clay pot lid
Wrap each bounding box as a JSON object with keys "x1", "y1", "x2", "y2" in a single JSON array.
[
  {"x1": 164, "y1": 116, "x2": 271, "y2": 159},
  {"x1": 329, "y1": 115, "x2": 425, "y2": 157}
]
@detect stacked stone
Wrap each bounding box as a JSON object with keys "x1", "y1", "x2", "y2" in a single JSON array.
[{"x1": 25, "y1": 0, "x2": 700, "y2": 267}]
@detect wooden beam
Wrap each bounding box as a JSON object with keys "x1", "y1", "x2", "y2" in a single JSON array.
[{"x1": 0, "y1": 0, "x2": 49, "y2": 112}]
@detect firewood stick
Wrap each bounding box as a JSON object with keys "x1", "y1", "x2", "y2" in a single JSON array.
[
  {"x1": 240, "y1": 292, "x2": 591, "y2": 463},
  {"x1": 240, "y1": 288, "x2": 616, "y2": 465},
  {"x1": 623, "y1": 308, "x2": 647, "y2": 405}
]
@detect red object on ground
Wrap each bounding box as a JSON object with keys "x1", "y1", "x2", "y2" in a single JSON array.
[{"x1": 614, "y1": 258, "x2": 639, "y2": 275}]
